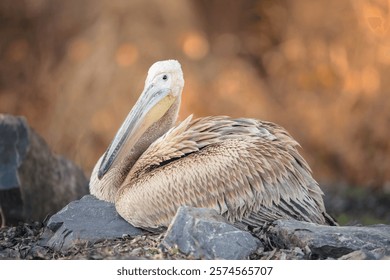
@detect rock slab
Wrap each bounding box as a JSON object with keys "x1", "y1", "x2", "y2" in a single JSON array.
[
  {"x1": 39, "y1": 195, "x2": 144, "y2": 251},
  {"x1": 264, "y1": 219, "x2": 390, "y2": 259},
  {"x1": 161, "y1": 206, "x2": 262, "y2": 260},
  {"x1": 0, "y1": 114, "x2": 89, "y2": 226}
]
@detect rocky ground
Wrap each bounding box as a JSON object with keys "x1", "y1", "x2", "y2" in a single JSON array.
[
  {"x1": 1, "y1": 220, "x2": 389, "y2": 260},
  {"x1": 0, "y1": 222, "x2": 320, "y2": 260},
  {"x1": 0, "y1": 222, "x2": 187, "y2": 260},
  {"x1": 1, "y1": 187, "x2": 389, "y2": 260},
  {"x1": 0, "y1": 219, "x2": 330, "y2": 260},
  {"x1": 0, "y1": 220, "x2": 269, "y2": 260}
]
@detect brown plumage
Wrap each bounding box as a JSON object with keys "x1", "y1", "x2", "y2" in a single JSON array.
[{"x1": 90, "y1": 60, "x2": 337, "y2": 232}]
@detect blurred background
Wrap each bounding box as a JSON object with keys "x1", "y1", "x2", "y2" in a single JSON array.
[{"x1": 0, "y1": 0, "x2": 389, "y2": 224}]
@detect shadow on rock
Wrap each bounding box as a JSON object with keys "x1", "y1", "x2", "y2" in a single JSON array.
[{"x1": 0, "y1": 114, "x2": 89, "y2": 226}]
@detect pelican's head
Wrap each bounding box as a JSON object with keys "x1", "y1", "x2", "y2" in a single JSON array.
[
  {"x1": 97, "y1": 60, "x2": 184, "y2": 179},
  {"x1": 145, "y1": 60, "x2": 184, "y2": 96}
]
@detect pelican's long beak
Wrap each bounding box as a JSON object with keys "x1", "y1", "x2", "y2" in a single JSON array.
[{"x1": 97, "y1": 85, "x2": 176, "y2": 179}]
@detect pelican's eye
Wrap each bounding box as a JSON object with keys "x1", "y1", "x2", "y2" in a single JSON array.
[{"x1": 162, "y1": 74, "x2": 168, "y2": 81}]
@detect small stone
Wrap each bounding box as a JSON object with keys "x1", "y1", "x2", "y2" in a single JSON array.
[
  {"x1": 161, "y1": 206, "x2": 262, "y2": 260},
  {"x1": 130, "y1": 247, "x2": 143, "y2": 256},
  {"x1": 338, "y1": 248, "x2": 387, "y2": 260}
]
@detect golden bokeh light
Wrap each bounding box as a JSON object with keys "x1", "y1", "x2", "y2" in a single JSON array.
[
  {"x1": 1, "y1": 0, "x2": 390, "y2": 189},
  {"x1": 361, "y1": 66, "x2": 380, "y2": 96},
  {"x1": 182, "y1": 31, "x2": 209, "y2": 60},
  {"x1": 67, "y1": 39, "x2": 91, "y2": 62},
  {"x1": 115, "y1": 43, "x2": 139, "y2": 67},
  {"x1": 91, "y1": 107, "x2": 117, "y2": 135}
]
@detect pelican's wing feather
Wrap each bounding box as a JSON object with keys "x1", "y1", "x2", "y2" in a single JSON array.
[{"x1": 116, "y1": 116, "x2": 332, "y2": 230}]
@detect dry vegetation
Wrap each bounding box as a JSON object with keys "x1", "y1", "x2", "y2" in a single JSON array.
[{"x1": 0, "y1": 0, "x2": 389, "y2": 190}]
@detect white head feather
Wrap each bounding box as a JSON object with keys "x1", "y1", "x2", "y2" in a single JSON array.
[{"x1": 145, "y1": 60, "x2": 183, "y2": 86}]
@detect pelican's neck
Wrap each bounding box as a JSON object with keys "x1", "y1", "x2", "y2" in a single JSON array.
[
  {"x1": 124, "y1": 95, "x2": 182, "y2": 173},
  {"x1": 89, "y1": 96, "x2": 181, "y2": 203}
]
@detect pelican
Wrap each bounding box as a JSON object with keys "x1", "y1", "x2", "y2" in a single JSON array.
[{"x1": 90, "y1": 60, "x2": 336, "y2": 231}]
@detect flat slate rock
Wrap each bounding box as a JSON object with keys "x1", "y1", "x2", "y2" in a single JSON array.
[
  {"x1": 161, "y1": 206, "x2": 262, "y2": 260},
  {"x1": 39, "y1": 195, "x2": 144, "y2": 251},
  {"x1": 264, "y1": 219, "x2": 390, "y2": 259},
  {"x1": 0, "y1": 114, "x2": 88, "y2": 226}
]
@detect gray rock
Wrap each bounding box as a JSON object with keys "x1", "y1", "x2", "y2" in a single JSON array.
[
  {"x1": 263, "y1": 219, "x2": 390, "y2": 259},
  {"x1": 39, "y1": 195, "x2": 144, "y2": 251},
  {"x1": 338, "y1": 248, "x2": 389, "y2": 260},
  {"x1": 161, "y1": 206, "x2": 262, "y2": 260},
  {"x1": 0, "y1": 114, "x2": 89, "y2": 226}
]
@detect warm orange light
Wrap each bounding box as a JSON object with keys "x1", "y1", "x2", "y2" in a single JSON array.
[
  {"x1": 115, "y1": 43, "x2": 139, "y2": 67},
  {"x1": 361, "y1": 66, "x2": 380, "y2": 95},
  {"x1": 67, "y1": 39, "x2": 91, "y2": 62},
  {"x1": 182, "y1": 31, "x2": 209, "y2": 60},
  {"x1": 91, "y1": 108, "x2": 117, "y2": 134}
]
